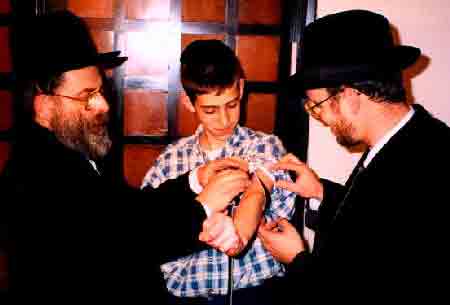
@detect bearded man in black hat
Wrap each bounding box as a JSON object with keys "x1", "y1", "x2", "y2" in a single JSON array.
[
  {"x1": 0, "y1": 10, "x2": 247, "y2": 304},
  {"x1": 258, "y1": 9, "x2": 450, "y2": 303}
]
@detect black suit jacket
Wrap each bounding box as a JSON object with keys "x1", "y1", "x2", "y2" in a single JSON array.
[
  {"x1": 282, "y1": 104, "x2": 450, "y2": 303},
  {"x1": 0, "y1": 123, "x2": 209, "y2": 304}
]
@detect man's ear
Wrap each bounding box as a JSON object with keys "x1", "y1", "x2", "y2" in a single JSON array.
[
  {"x1": 341, "y1": 86, "x2": 361, "y2": 114},
  {"x1": 239, "y1": 78, "x2": 245, "y2": 100},
  {"x1": 341, "y1": 86, "x2": 361, "y2": 98},
  {"x1": 180, "y1": 90, "x2": 195, "y2": 113},
  {"x1": 33, "y1": 94, "x2": 54, "y2": 129}
]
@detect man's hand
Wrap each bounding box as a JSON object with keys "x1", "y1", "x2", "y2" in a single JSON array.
[
  {"x1": 198, "y1": 157, "x2": 249, "y2": 187},
  {"x1": 199, "y1": 212, "x2": 243, "y2": 254},
  {"x1": 196, "y1": 169, "x2": 250, "y2": 213},
  {"x1": 270, "y1": 153, "x2": 324, "y2": 200},
  {"x1": 258, "y1": 218, "x2": 305, "y2": 264}
]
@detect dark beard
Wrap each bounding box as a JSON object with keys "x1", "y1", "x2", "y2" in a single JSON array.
[
  {"x1": 336, "y1": 134, "x2": 361, "y2": 148},
  {"x1": 334, "y1": 119, "x2": 361, "y2": 149},
  {"x1": 52, "y1": 112, "x2": 112, "y2": 160}
]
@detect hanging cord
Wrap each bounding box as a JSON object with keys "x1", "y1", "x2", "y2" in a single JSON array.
[
  {"x1": 226, "y1": 200, "x2": 237, "y2": 305},
  {"x1": 225, "y1": 170, "x2": 271, "y2": 305}
]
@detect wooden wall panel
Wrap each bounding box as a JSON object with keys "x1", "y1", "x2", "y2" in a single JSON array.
[
  {"x1": 0, "y1": 27, "x2": 11, "y2": 73},
  {"x1": 123, "y1": 144, "x2": 165, "y2": 188},
  {"x1": 0, "y1": 91, "x2": 12, "y2": 131},
  {"x1": 90, "y1": 30, "x2": 114, "y2": 53},
  {"x1": 0, "y1": 1, "x2": 10, "y2": 13},
  {"x1": 244, "y1": 93, "x2": 276, "y2": 133},
  {"x1": 236, "y1": 35, "x2": 280, "y2": 82},
  {"x1": 176, "y1": 90, "x2": 198, "y2": 137},
  {"x1": 123, "y1": 29, "x2": 169, "y2": 79},
  {"x1": 182, "y1": 0, "x2": 225, "y2": 22},
  {"x1": 126, "y1": 0, "x2": 170, "y2": 20},
  {"x1": 239, "y1": 0, "x2": 281, "y2": 25},
  {"x1": 124, "y1": 90, "x2": 168, "y2": 136},
  {"x1": 0, "y1": 142, "x2": 11, "y2": 174},
  {"x1": 67, "y1": 0, "x2": 114, "y2": 18}
]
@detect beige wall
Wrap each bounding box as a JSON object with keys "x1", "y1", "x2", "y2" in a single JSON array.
[{"x1": 308, "y1": 0, "x2": 450, "y2": 183}]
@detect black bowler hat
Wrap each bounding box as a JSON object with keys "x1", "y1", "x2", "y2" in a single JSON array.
[
  {"x1": 289, "y1": 10, "x2": 421, "y2": 91},
  {"x1": 16, "y1": 10, "x2": 127, "y2": 80}
]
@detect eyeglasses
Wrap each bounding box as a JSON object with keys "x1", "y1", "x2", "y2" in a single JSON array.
[
  {"x1": 304, "y1": 92, "x2": 340, "y2": 118},
  {"x1": 52, "y1": 87, "x2": 105, "y2": 110}
]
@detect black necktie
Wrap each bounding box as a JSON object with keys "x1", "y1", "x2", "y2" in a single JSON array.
[
  {"x1": 345, "y1": 151, "x2": 368, "y2": 189},
  {"x1": 305, "y1": 152, "x2": 368, "y2": 230},
  {"x1": 333, "y1": 153, "x2": 368, "y2": 221}
]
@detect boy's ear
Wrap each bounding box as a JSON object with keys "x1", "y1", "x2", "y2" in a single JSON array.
[
  {"x1": 239, "y1": 78, "x2": 245, "y2": 99},
  {"x1": 180, "y1": 90, "x2": 196, "y2": 113}
]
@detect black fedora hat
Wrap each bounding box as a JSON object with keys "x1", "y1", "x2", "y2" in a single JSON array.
[
  {"x1": 16, "y1": 10, "x2": 127, "y2": 80},
  {"x1": 289, "y1": 10, "x2": 421, "y2": 91}
]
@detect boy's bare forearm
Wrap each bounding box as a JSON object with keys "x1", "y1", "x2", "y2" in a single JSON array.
[{"x1": 228, "y1": 171, "x2": 271, "y2": 256}]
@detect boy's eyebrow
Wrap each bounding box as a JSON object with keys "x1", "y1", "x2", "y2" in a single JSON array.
[
  {"x1": 200, "y1": 94, "x2": 240, "y2": 108},
  {"x1": 226, "y1": 95, "x2": 240, "y2": 104}
]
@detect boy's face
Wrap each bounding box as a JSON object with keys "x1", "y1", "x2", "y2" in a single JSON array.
[{"x1": 194, "y1": 80, "x2": 243, "y2": 149}]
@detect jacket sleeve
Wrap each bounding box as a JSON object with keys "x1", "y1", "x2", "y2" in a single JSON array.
[
  {"x1": 316, "y1": 179, "x2": 346, "y2": 233},
  {"x1": 268, "y1": 250, "x2": 316, "y2": 304},
  {"x1": 141, "y1": 172, "x2": 210, "y2": 264}
]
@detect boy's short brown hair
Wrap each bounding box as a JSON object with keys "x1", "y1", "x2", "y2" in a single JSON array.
[{"x1": 180, "y1": 39, "x2": 244, "y2": 103}]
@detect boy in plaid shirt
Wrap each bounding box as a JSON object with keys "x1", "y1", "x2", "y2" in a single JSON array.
[{"x1": 141, "y1": 40, "x2": 296, "y2": 304}]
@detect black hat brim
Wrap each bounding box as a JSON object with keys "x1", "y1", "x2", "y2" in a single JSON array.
[
  {"x1": 55, "y1": 51, "x2": 128, "y2": 74},
  {"x1": 23, "y1": 51, "x2": 128, "y2": 80},
  {"x1": 96, "y1": 51, "x2": 128, "y2": 69}
]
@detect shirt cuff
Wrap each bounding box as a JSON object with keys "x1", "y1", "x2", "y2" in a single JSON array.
[
  {"x1": 202, "y1": 204, "x2": 212, "y2": 218},
  {"x1": 189, "y1": 167, "x2": 204, "y2": 194}
]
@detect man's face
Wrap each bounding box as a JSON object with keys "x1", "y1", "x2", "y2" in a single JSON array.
[
  {"x1": 194, "y1": 80, "x2": 242, "y2": 149},
  {"x1": 305, "y1": 88, "x2": 362, "y2": 149},
  {"x1": 49, "y1": 66, "x2": 112, "y2": 160}
]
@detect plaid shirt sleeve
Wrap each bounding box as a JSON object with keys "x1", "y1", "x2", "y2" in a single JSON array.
[
  {"x1": 140, "y1": 151, "x2": 168, "y2": 189},
  {"x1": 140, "y1": 143, "x2": 187, "y2": 189},
  {"x1": 247, "y1": 134, "x2": 296, "y2": 221}
]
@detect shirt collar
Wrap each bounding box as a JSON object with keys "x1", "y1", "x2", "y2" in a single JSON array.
[
  {"x1": 364, "y1": 107, "x2": 415, "y2": 167},
  {"x1": 192, "y1": 124, "x2": 245, "y2": 151}
]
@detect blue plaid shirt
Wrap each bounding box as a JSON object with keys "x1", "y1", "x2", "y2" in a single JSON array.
[{"x1": 141, "y1": 125, "x2": 296, "y2": 297}]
